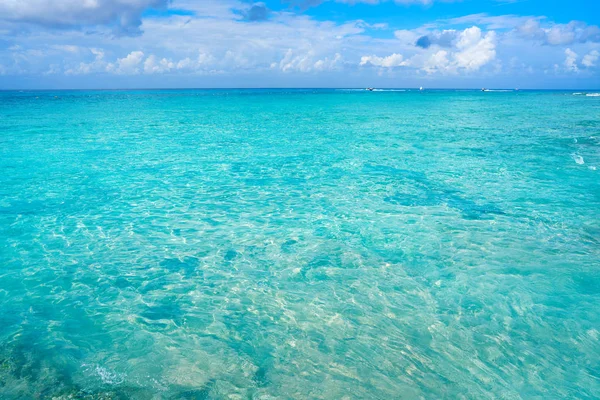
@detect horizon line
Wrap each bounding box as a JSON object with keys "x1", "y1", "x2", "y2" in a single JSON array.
[{"x1": 1, "y1": 87, "x2": 599, "y2": 92}]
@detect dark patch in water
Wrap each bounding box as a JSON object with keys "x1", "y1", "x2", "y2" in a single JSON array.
[
  {"x1": 202, "y1": 217, "x2": 221, "y2": 227},
  {"x1": 141, "y1": 300, "x2": 184, "y2": 325},
  {"x1": 367, "y1": 164, "x2": 505, "y2": 220},
  {"x1": 363, "y1": 164, "x2": 427, "y2": 183},
  {"x1": 253, "y1": 366, "x2": 269, "y2": 387},
  {"x1": 447, "y1": 196, "x2": 505, "y2": 220},
  {"x1": 0, "y1": 200, "x2": 51, "y2": 216},
  {"x1": 219, "y1": 310, "x2": 275, "y2": 391},
  {"x1": 384, "y1": 193, "x2": 438, "y2": 207},
  {"x1": 0, "y1": 336, "x2": 79, "y2": 399},
  {"x1": 139, "y1": 276, "x2": 169, "y2": 294},
  {"x1": 224, "y1": 249, "x2": 238, "y2": 262},
  {"x1": 114, "y1": 276, "x2": 134, "y2": 289},
  {"x1": 296, "y1": 253, "x2": 343, "y2": 281},
  {"x1": 280, "y1": 239, "x2": 298, "y2": 253},
  {"x1": 161, "y1": 257, "x2": 200, "y2": 276},
  {"x1": 573, "y1": 273, "x2": 600, "y2": 295},
  {"x1": 172, "y1": 380, "x2": 215, "y2": 399},
  {"x1": 244, "y1": 178, "x2": 274, "y2": 186}
]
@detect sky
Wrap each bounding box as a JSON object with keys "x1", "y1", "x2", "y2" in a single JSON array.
[{"x1": 0, "y1": 0, "x2": 599, "y2": 89}]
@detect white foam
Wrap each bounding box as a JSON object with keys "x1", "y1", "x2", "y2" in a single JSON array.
[
  {"x1": 82, "y1": 363, "x2": 125, "y2": 385},
  {"x1": 586, "y1": 93, "x2": 600, "y2": 97},
  {"x1": 96, "y1": 366, "x2": 125, "y2": 385},
  {"x1": 572, "y1": 154, "x2": 585, "y2": 165}
]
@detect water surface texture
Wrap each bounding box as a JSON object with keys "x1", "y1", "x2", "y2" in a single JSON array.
[{"x1": 1, "y1": 89, "x2": 599, "y2": 399}]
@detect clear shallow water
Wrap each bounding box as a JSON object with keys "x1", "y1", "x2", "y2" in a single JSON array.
[{"x1": 0, "y1": 89, "x2": 599, "y2": 399}]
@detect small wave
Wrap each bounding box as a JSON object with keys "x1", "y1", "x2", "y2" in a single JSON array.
[
  {"x1": 484, "y1": 90, "x2": 512, "y2": 92},
  {"x1": 586, "y1": 93, "x2": 600, "y2": 97},
  {"x1": 371, "y1": 89, "x2": 406, "y2": 92},
  {"x1": 573, "y1": 92, "x2": 585, "y2": 95}
]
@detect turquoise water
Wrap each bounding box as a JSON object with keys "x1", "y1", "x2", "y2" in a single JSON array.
[{"x1": 1, "y1": 89, "x2": 599, "y2": 399}]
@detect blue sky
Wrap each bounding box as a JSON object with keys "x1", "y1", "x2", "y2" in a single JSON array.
[{"x1": 0, "y1": 0, "x2": 599, "y2": 89}]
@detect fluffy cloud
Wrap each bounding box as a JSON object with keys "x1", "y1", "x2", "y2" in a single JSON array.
[
  {"x1": 414, "y1": 30, "x2": 459, "y2": 49},
  {"x1": 0, "y1": 0, "x2": 168, "y2": 35},
  {"x1": 564, "y1": 48, "x2": 578, "y2": 72},
  {"x1": 276, "y1": 49, "x2": 342, "y2": 72},
  {"x1": 65, "y1": 48, "x2": 108, "y2": 75},
  {"x1": 313, "y1": 53, "x2": 343, "y2": 71},
  {"x1": 144, "y1": 55, "x2": 175, "y2": 74},
  {"x1": 115, "y1": 51, "x2": 145, "y2": 74},
  {"x1": 360, "y1": 53, "x2": 406, "y2": 67},
  {"x1": 367, "y1": 26, "x2": 496, "y2": 74},
  {"x1": 394, "y1": 30, "x2": 419, "y2": 46},
  {"x1": 0, "y1": 1, "x2": 598, "y2": 87},
  {"x1": 423, "y1": 50, "x2": 450, "y2": 73},
  {"x1": 582, "y1": 50, "x2": 599, "y2": 68},
  {"x1": 447, "y1": 14, "x2": 600, "y2": 46},
  {"x1": 448, "y1": 13, "x2": 539, "y2": 30},
  {"x1": 454, "y1": 27, "x2": 496, "y2": 70},
  {"x1": 175, "y1": 53, "x2": 216, "y2": 72},
  {"x1": 517, "y1": 19, "x2": 600, "y2": 46}
]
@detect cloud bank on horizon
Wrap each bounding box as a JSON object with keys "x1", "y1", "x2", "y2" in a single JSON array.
[{"x1": 0, "y1": 0, "x2": 599, "y2": 88}]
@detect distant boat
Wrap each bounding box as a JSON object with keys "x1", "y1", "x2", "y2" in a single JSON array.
[
  {"x1": 419, "y1": 87, "x2": 424, "y2": 91},
  {"x1": 481, "y1": 88, "x2": 487, "y2": 92},
  {"x1": 366, "y1": 88, "x2": 374, "y2": 91}
]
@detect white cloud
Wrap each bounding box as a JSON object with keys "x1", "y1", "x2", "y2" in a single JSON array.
[
  {"x1": 65, "y1": 48, "x2": 108, "y2": 75},
  {"x1": 582, "y1": 50, "x2": 599, "y2": 68},
  {"x1": 517, "y1": 19, "x2": 546, "y2": 40},
  {"x1": 413, "y1": 30, "x2": 458, "y2": 49},
  {"x1": 360, "y1": 53, "x2": 406, "y2": 67},
  {"x1": 446, "y1": 14, "x2": 600, "y2": 46},
  {"x1": 564, "y1": 48, "x2": 578, "y2": 72},
  {"x1": 44, "y1": 64, "x2": 61, "y2": 75},
  {"x1": 115, "y1": 51, "x2": 145, "y2": 74},
  {"x1": 423, "y1": 50, "x2": 451, "y2": 73},
  {"x1": 516, "y1": 19, "x2": 600, "y2": 46},
  {"x1": 277, "y1": 50, "x2": 343, "y2": 73},
  {"x1": 397, "y1": 26, "x2": 497, "y2": 74},
  {"x1": 0, "y1": 0, "x2": 168, "y2": 35},
  {"x1": 0, "y1": 1, "x2": 598, "y2": 86},
  {"x1": 176, "y1": 53, "x2": 216, "y2": 72},
  {"x1": 313, "y1": 53, "x2": 343, "y2": 71},
  {"x1": 447, "y1": 13, "x2": 537, "y2": 30},
  {"x1": 394, "y1": 30, "x2": 419, "y2": 45},
  {"x1": 546, "y1": 26, "x2": 576, "y2": 46},
  {"x1": 144, "y1": 55, "x2": 175, "y2": 74},
  {"x1": 51, "y1": 45, "x2": 81, "y2": 53},
  {"x1": 278, "y1": 49, "x2": 320, "y2": 72},
  {"x1": 454, "y1": 27, "x2": 496, "y2": 71}
]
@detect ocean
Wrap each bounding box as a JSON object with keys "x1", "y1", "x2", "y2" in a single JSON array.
[{"x1": 1, "y1": 89, "x2": 599, "y2": 399}]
